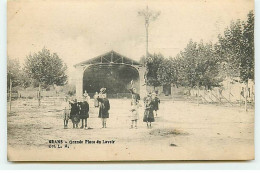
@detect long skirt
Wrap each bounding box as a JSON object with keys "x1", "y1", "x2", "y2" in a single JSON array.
[
  {"x1": 71, "y1": 114, "x2": 80, "y2": 124},
  {"x1": 94, "y1": 99, "x2": 99, "y2": 107},
  {"x1": 143, "y1": 109, "x2": 154, "y2": 122}
]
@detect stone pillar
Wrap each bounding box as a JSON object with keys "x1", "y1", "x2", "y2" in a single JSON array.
[
  {"x1": 137, "y1": 66, "x2": 146, "y2": 99},
  {"x1": 74, "y1": 65, "x2": 85, "y2": 99}
]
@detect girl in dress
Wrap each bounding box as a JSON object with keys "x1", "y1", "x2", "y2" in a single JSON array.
[
  {"x1": 143, "y1": 94, "x2": 154, "y2": 128},
  {"x1": 97, "y1": 88, "x2": 110, "y2": 128},
  {"x1": 129, "y1": 98, "x2": 141, "y2": 129}
]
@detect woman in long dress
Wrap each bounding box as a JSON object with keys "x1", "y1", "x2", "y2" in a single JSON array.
[
  {"x1": 97, "y1": 88, "x2": 110, "y2": 128},
  {"x1": 143, "y1": 94, "x2": 154, "y2": 128},
  {"x1": 93, "y1": 92, "x2": 99, "y2": 107},
  {"x1": 79, "y1": 99, "x2": 89, "y2": 129}
]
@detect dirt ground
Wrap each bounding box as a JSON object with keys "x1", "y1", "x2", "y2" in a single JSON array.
[{"x1": 7, "y1": 98, "x2": 254, "y2": 161}]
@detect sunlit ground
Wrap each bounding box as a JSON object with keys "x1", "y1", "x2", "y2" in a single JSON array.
[{"x1": 7, "y1": 98, "x2": 254, "y2": 161}]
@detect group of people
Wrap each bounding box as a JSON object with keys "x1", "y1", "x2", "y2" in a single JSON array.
[
  {"x1": 63, "y1": 88, "x2": 110, "y2": 129},
  {"x1": 129, "y1": 87, "x2": 160, "y2": 129},
  {"x1": 62, "y1": 87, "x2": 160, "y2": 129}
]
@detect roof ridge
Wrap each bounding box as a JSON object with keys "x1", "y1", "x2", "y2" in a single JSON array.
[{"x1": 74, "y1": 50, "x2": 140, "y2": 67}]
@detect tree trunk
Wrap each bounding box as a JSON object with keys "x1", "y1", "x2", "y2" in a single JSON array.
[
  {"x1": 38, "y1": 83, "x2": 41, "y2": 106},
  {"x1": 245, "y1": 80, "x2": 248, "y2": 112},
  {"x1": 9, "y1": 78, "x2": 12, "y2": 112}
]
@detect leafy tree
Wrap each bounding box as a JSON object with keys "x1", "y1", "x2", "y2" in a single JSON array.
[
  {"x1": 177, "y1": 40, "x2": 222, "y2": 89},
  {"x1": 241, "y1": 11, "x2": 254, "y2": 82},
  {"x1": 141, "y1": 53, "x2": 165, "y2": 88},
  {"x1": 24, "y1": 47, "x2": 68, "y2": 105},
  {"x1": 217, "y1": 11, "x2": 254, "y2": 110},
  {"x1": 7, "y1": 58, "x2": 21, "y2": 92},
  {"x1": 157, "y1": 57, "x2": 180, "y2": 87},
  {"x1": 217, "y1": 20, "x2": 244, "y2": 80}
]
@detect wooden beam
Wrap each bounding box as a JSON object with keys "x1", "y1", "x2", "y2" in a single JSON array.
[{"x1": 111, "y1": 52, "x2": 113, "y2": 62}]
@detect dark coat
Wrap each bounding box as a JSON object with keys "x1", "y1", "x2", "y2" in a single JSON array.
[
  {"x1": 70, "y1": 102, "x2": 80, "y2": 123},
  {"x1": 152, "y1": 97, "x2": 160, "y2": 111},
  {"x1": 97, "y1": 98, "x2": 110, "y2": 118},
  {"x1": 70, "y1": 102, "x2": 79, "y2": 116},
  {"x1": 79, "y1": 101, "x2": 89, "y2": 119}
]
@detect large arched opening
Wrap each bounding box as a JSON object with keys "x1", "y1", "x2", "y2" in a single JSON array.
[{"x1": 83, "y1": 64, "x2": 140, "y2": 98}]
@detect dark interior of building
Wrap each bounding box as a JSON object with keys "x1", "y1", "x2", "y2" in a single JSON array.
[{"x1": 83, "y1": 64, "x2": 139, "y2": 97}]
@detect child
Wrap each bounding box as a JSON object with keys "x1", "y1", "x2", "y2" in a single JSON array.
[
  {"x1": 97, "y1": 88, "x2": 110, "y2": 128},
  {"x1": 130, "y1": 98, "x2": 141, "y2": 129},
  {"x1": 70, "y1": 99, "x2": 80, "y2": 128},
  {"x1": 143, "y1": 93, "x2": 154, "y2": 128},
  {"x1": 151, "y1": 92, "x2": 160, "y2": 117},
  {"x1": 63, "y1": 103, "x2": 70, "y2": 129},
  {"x1": 79, "y1": 98, "x2": 90, "y2": 129}
]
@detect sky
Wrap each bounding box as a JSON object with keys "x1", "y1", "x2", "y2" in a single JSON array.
[{"x1": 7, "y1": 0, "x2": 254, "y2": 82}]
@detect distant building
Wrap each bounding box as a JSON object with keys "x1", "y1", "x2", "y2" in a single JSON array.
[{"x1": 73, "y1": 50, "x2": 146, "y2": 98}]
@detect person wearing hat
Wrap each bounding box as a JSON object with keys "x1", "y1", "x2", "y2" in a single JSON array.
[
  {"x1": 129, "y1": 88, "x2": 140, "y2": 103},
  {"x1": 143, "y1": 93, "x2": 154, "y2": 128},
  {"x1": 69, "y1": 99, "x2": 80, "y2": 128},
  {"x1": 97, "y1": 88, "x2": 110, "y2": 128},
  {"x1": 129, "y1": 98, "x2": 141, "y2": 129},
  {"x1": 78, "y1": 97, "x2": 90, "y2": 129},
  {"x1": 151, "y1": 92, "x2": 160, "y2": 117},
  {"x1": 129, "y1": 87, "x2": 141, "y2": 129}
]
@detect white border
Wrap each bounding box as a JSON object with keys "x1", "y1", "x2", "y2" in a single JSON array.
[{"x1": 0, "y1": 0, "x2": 259, "y2": 170}]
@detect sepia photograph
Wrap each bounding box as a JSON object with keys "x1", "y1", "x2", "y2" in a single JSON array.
[{"x1": 7, "y1": 0, "x2": 255, "y2": 161}]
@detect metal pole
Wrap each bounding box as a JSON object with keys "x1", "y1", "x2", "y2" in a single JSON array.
[{"x1": 146, "y1": 24, "x2": 149, "y2": 60}]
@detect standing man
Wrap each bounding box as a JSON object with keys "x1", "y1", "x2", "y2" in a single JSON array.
[{"x1": 97, "y1": 88, "x2": 110, "y2": 128}]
